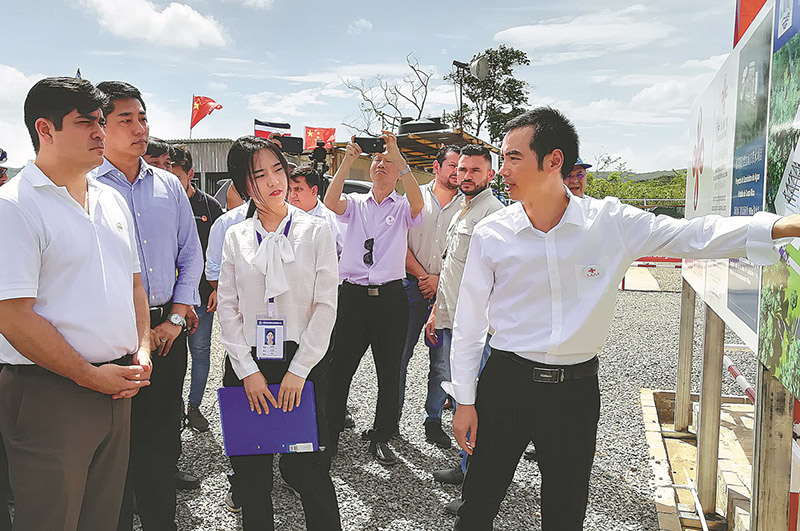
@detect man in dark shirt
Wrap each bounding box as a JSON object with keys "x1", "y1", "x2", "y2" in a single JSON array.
[{"x1": 170, "y1": 144, "x2": 223, "y2": 431}]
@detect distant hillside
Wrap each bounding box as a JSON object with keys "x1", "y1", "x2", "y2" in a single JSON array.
[{"x1": 590, "y1": 169, "x2": 686, "y2": 182}]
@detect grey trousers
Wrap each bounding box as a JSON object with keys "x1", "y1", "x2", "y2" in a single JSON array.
[{"x1": 0, "y1": 364, "x2": 131, "y2": 531}]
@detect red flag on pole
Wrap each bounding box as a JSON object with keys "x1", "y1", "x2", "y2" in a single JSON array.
[
  {"x1": 304, "y1": 126, "x2": 336, "y2": 150},
  {"x1": 191, "y1": 96, "x2": 223, "y2": 129}
]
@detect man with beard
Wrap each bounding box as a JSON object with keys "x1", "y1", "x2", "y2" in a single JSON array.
[
  {"x1": 398, "y1": 144, "x2": 462, "y2": 448},
  {"x1": 426, "y1": 144, "x2": 503, "y2": 511}
]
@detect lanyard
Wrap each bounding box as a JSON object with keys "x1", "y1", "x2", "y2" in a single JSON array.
[{"x1": 255, "y1": 214, "x2": 292, "y2": 317}]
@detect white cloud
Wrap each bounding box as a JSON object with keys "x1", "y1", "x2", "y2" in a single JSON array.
[
  {"x1": 347, "y1": 18, "x2": 373, "y2": 35},
  {"x1": 146, "y1": 98, "x2": 192, "y2": 139},
  {"x1": 246, "y1": 87, "x2": 352, "y2": 118},
  {"x1": 86, "y1": 50, "x2": 127, "y2": 57},
  {"x1": 494, "y1": 5, "x2": 674, "y2": 64},
  {"x1": 425, "y1": 83, "x2": 457, "y2": 106},
  {"x1": 208, "y1": 81, "x2": 229, "y2": 91},
  {"x1": 682, "y1": 53, "x2": 729, "y2": 71},
  {"x1": 0, "y1": 65, "x2": 46, "y2": 166},
  {"x1": 216, "y1": 57, "x2": 254, "y2": 64},
  {"x1": 227, "y1": 0, "x2": 274, "y2": 9},
  {"x1": 274, "y1": 62, "x2": 428, "y2": 86},
  {"x1": 79, "y1": 0, "x2": 226, "y2": 48}
]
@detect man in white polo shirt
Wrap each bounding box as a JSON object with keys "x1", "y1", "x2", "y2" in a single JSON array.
[{"x1": 0, "y1": 77, "x2": 152, "y2": 531}]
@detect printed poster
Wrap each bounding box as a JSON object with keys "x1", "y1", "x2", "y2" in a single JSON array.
[
  {"x1": 728, "y1": 9, "x2": 773, "y2": 333},
  {"x1": 758, "y1": 0, "x2": 800, "y2": 400}
]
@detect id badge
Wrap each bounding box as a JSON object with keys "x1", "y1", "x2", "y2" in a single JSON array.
[{"x1": 255, "y1": 316, "x2": 285, "y2": 361}]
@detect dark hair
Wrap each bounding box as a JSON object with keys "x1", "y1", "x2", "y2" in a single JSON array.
[
  {"x1": 24, "y1": 77, "x2": 107, "y2": 153},
  {"x1": 289, "y1": 165, "x2": 323, "y2": 191},
  {"x1": 96, "y1": 81, "x2": 147, "y2": 116},
  {"x1": 435, "y1": 144, "x2": 461, "y2": 166},
  {"x1": 145, "y1": 138, "x2": 170, "y2": 158},
  {"x1": 227, "y1": 135, "x2": 289, "y2": 208},
  {"x1": 504, "y1": 107, "x2": 579, "y2": 179},
  {"x1": 459, "y1": 144, "x2": 492, "y2": 168},
  {"x1": 170, "y1": 144, "x2": 193, "y2": 172}
]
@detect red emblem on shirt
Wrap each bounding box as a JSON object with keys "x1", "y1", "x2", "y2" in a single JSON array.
[{"x1": 584, "y1": 265, "x2": 600, "y2": 278}]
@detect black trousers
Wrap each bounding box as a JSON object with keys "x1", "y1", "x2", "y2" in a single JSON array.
[
  {"x1": 326, "y1": 281, "x2": 409, "y2": 443},
  {"x1": 118, "y1": 312, "x2": 188, "y2": 531},
  {"x1": 223, "y1": 343, "x2": 341, "y2": 531},
  {"x1": 454, "y1": 350, "x2": 601, "y2": 531}
]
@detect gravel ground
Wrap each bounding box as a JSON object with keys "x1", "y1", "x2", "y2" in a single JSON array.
[{"x1": 155, "y1": 267, "x2": 755, "y2": 530}]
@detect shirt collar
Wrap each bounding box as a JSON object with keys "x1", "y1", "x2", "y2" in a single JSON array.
[
  {"x1": 21, "y1": 161, "x2": 57, "y2": 188},
  {"x1": 367, "y1": 189, "x2": 399, "y2": 205},
  {"x1": 465, "y1": 187, "x2": 495, "y2": 209},
  {"x1": 252, "y1": 203, "x2": 296, "y2": 237},
  {"x1": 23, "y1": 161, "x2": 100, "y2": 192},
  {"x1": 426, "y1": 179, "x2": 461, "y2": 209},
  {"x1": 93, "y1": 157, "x2": 153, "y2": 184},
  {"x1": 508, "y1": 187, "x2": 585, "y2": 235},
  {"x1": 310, "y1": 198, "x2": 325, "y2": 215},
  {"x1": 561, "y1": 186, "x2": 586, "y2": 226}
]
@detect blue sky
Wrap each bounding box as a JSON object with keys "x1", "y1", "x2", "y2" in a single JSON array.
[{"x1": 1, "y1": 0, "x2": 734, "y2": 171}]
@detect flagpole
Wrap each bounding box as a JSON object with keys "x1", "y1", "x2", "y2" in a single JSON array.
[{"x1": 189, "y1": 95, "x2": 194, "y2": 140}]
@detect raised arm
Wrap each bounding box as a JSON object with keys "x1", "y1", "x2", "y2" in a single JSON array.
[
  {"x1": 324, "y1": 136, "x2": 361, "y2": 215},
  {"x1": 382, "y1": 130, "x2": 423, "y2": 217}
]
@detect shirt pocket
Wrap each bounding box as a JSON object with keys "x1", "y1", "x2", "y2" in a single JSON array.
[
  {"x1": 450, "y1": 226, "x2": 473, "y2": 263},
  {"x1": 574, "y1": 263, "x2": 605, "y2": 299}
]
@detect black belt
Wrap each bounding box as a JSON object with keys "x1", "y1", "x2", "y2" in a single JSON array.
[
  {"x1": 494, "y1": 349, "x2": 599, "y2": 384},
  {"x1": 91, "y1": 354, "x2": 134, "y2": 367},
  {"x1": 149, "y1": 302, "x2": 171, "y2": 324},
  {"x1": 342, "y1": 279, "x2": 402, "y2": 297}
]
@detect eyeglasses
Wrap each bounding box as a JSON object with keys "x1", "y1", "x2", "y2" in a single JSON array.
[
  {"x1": 363, "y1": 238, "x2": 374, "y2": 266},
  {"x1": 564, "y1": 171, "x2": 586, "y2": 180}
]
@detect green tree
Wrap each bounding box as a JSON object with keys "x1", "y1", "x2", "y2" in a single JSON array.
[{"x1": 444, "y1": 45, "x2": 530, "y2": 143}]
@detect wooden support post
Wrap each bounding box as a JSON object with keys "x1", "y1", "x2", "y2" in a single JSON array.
[
  {"x1": 675, "y1": 278, "x2": 696, "y2": 432},
  {"x1": 750, "y1": 363, "x2": 793, "y2": 530},
  {"x1": 696, "y1": 303, "x2": 724, "y2": 512}
]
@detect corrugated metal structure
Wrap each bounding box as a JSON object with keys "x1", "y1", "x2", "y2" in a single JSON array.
[{"x1": 166, "y1": 138, "x2": 232, "y2": 194}]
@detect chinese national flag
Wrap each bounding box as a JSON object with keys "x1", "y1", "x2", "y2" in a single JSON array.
[
  {"x1": 190, "y1": 96, "x2": 223, "y2": 129},
  {"x1": 304, "y1": 126, "x2": 336, "y2": 150}
]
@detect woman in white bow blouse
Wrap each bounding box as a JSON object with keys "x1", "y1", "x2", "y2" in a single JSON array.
[{"x1": 217, "y1": 135, "x2": 341, "y2": 530}]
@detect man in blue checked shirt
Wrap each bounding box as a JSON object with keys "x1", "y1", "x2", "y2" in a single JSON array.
[{"x1": 91, "y1": 81, "x2": 203, "y2": 531}]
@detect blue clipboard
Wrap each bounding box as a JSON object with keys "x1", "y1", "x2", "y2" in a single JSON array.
[{"x1": 217, "y1": 382, "x2": 319, "y2": 456}]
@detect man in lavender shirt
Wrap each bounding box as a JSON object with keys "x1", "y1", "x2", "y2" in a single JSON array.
[
  {"x1": 324, "y1": 132, "x2": 424, "y2": 466},
  {"x1": 91, "y1": 81, "x2": 202, "y2": 531}
]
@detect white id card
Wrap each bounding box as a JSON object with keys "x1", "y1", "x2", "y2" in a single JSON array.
[{"x1": 255, "y1": 316, "x2": 285, "y2": 360}]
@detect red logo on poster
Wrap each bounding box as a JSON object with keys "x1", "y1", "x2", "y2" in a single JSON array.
[{"x1": 692, "y1": 110, "x2": 704, "y2": 211}]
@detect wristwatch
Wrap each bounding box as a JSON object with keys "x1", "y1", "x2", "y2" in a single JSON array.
[
  {"x1": 398, "y1": 165, "x2": 412, "y2": 177},
  {"x1": 166, "y1": 313, "x2": 186, "y2": 328}
]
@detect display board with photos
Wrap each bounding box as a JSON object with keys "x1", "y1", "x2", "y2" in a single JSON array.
[{"x1": 687, "y1": 0, "x2": 800, "y2": 400}]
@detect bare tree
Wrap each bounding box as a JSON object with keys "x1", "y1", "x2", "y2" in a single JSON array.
[{"x1": 342, "y1": 54, "x2": 433, "y2": 135}]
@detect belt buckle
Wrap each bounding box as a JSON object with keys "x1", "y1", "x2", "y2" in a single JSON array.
[
  {"x1": 532, "y1": 367, "x2": 564, "y2": 384},
  {"x1": 367, "y1": 287, "x2": 380, "y2": 297}
]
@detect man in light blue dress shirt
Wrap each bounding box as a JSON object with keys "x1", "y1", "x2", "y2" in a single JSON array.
[{"x1": 92, "y1": 81, "x2": 202, "y2": 531}]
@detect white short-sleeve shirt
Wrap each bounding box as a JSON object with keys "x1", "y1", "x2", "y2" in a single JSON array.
[{"x1": 0, "y1": 162, "x2": 141, "y2": 365}]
